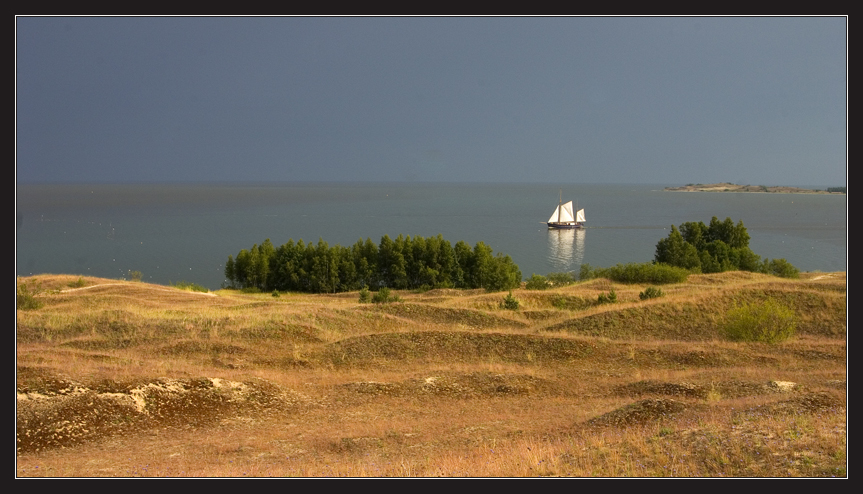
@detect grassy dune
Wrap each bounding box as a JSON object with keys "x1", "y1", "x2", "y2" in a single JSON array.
[{"x1": 16, "y1": 272, "x2": 846, "y2": 477}]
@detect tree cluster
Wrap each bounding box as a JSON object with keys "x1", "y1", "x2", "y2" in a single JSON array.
[
  {"x1": 224, "y1": 234, "x2": 522, "y2": 293},
  {"x1": 654, "y1": 217, "x2": 798, "y2": 277}
]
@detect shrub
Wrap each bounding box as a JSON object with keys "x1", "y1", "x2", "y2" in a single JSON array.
[
  {"x1": 358, "y1": 286, "x2": 371, "y2": 303},
  {"x1": 68, "y1": 277, "x2": 86, "y2": 288},
  {"x1": 128, "y1": 270, "x2": 142, "y2": 282},
  {"x1": 766, "y1": 258, "x2": 800, "y2": 279},
  {"x1": 546, "y1": 272, "x2": 576, "y2": 286},
  {"x1": 17, "y1": 278, "x2": 43, "y2": 310},
  {"x1": 171, "y1": 281, "x2": 209, "y2": 293},
  {"x1": 372, "y1": 287, "x2": 400, "y2": 304},
  {"x1": 501, "y1": 292, "x2": 519, "y2": 310},
  {"x1": 723, "y1": 299, "x2": 797, "y2": 343},
  {"x1": 593, "y1": 263, "x2": 689, "y2": 284},
  {"x1": 272, "y1": 290, "x2": 280, "y2": 297},
  {"x1": 579, "y1": 264, "x2": 594, "y2": 281},
  {"x1": 639, "y1": 286, "x2": 664, "y2": 300},
  {"x1": 524, "y1": 274, "x2": 550, "y2": 290},
  {"x1": 597, "y1": 289, "x2": 617, "y2": 304}
]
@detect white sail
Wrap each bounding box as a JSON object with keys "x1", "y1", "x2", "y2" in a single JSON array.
[
  {"x1": 575, "y1": 208, "x2": 585, "y2": 223},
  {"x1": 561, "y1": 201, "x2": 575, "y2": 222},
  {"x1": 547, "y1": 206, "x2": 561, "y2": 224},
  {"x1": 548, "y1": 202, "x2": 575, "y2": 223}
]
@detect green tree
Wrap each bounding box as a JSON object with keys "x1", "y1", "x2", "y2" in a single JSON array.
[
  {"x1": 655, "y1": 225, "x2": 700, "y2": 270},
  {"x1": 225, "y1": 255, "x2": 236, "y2": 286}
]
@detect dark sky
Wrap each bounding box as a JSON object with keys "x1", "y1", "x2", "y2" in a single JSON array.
[{"x1": 15, "y1": 16, "x2": 847, "y2": 185}]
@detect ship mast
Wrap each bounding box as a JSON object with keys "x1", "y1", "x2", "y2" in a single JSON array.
[{"x1": 558, "y1": 189, "x2": 562, "y2": 223}]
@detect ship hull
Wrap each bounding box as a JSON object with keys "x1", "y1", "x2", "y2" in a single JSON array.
[{"x1": 547, "y1": 222, "x2": 584, "y2": 229}]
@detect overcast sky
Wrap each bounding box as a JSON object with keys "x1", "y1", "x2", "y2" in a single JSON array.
[{"x1": 15, "y1": 16, "x2": 847, "y2": 186}]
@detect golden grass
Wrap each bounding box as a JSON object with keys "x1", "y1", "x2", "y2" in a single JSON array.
[{"x1": 16, "y1": 272, "x2": 846, "y2": 477}]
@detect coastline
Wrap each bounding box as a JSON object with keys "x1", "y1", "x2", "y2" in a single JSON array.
[{"x1": 665, "y1": 183, "x2": 845, "y2": 195}]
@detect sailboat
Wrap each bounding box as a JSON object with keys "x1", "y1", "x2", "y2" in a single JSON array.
[{"x1": 546, "y1": 191, "x2": 585, "y2": 229}]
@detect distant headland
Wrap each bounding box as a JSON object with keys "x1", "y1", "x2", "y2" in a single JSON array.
[{"x1": 665, "y1": 183, "x2": 845, "y2": 194}]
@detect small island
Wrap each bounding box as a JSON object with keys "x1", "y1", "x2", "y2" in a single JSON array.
[{"x1": 665, "y1": 183, "x2": 845, "y2": 194}]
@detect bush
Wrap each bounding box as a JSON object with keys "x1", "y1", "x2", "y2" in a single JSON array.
[
  {"x1": 171, "y1": 281, "x2": 209, "y2": 293},
  {"x1": 501, "y1": 292, "x2": 520, "y2": 310},
  {"x1": 372, "y1": 287, "x2": 400, "y2": 304},
  {"x1": 597, "y1": 289, "x2": 617, "y2": 304},
  {"x1": 68, "y1": 277, "x2": 86, "y2": 288},
  {"x1": 765, "y1": 258, "x2": 800, "y2": 279},
  {"x1": 639, "y1": 286, "x2": 664, "y2": 300},
  {"x1": 546, "y1": 272, "x2": 576, "y2": 286},
  {"x1": 723, "y1": 299, "x2": 797, "y2": 343},
  {"x1": 579, "y1": 264, "x2": 594, "y2": 281},
  {"x1": 272, "y1": 290, "x2": 280, "y2": 297},
  {"x1": 17, "y1": 278, "x2": 43, "y2": 310},
  {"x1": 592, "y1": 263, "x2": 689, "y2": 284},
  {"x1": 524, "y1": 274, "x2": 550, "y2": 290},
  {"x1": 128, "y1": 270, "x2": 142, "y2": 282},
  {"x1": 358, "y1": 286, "x2": 371, "y2": 303}
]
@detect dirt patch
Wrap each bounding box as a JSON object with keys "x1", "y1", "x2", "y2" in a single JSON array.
[
  {"x1": 361, "y1": 303, "x2": 529, "y2": 330},
  {"x1": 739, "y1": 391, "x2": 845, "y2": 417},
  {"x1": 616, "y1": 381, "x2": 705, "y2": 398},
  {"x1": 521, "y1": 310, "x2": 562, "y2": 321},
  {"x1": 622, "y1": 348, "x2": 746, "y2": 368},
  {"x1": 322, "y1": 331, "x2": 598, "y2": 366},
  {"x1": 617, "y1": 380, "x2": 800, "y2": 400},
  {"x1": 158, "y1": 340, "x2": 249, "y2": 356},
  {"x1": 339, "y1": 372, "x2": 557, "y2": 400},
  {"x1": 16, "y1": 373, "x2": 305, "y2": 454},
  {"x1": 587, "y1": 399, "x2": 690, "y2": 427}
]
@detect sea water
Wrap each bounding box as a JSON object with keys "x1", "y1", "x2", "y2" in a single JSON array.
[{"x1": 16, "y1": 183, "x2": 846, "y2": 290}]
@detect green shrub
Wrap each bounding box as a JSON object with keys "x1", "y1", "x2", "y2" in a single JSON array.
[
  {"x1": 765, "y1": 258, "x2": 800, "y2": 279},
  {"x1": 68, "y1": 277, "x2": 86, "y2": 288},
  {"x1": 723, "y1": 299, "x2": 797, "y2": 343},
  {"x1": 597, "y1": 289, "x2": 617, "y2": 304},
  {"x1": 359, "y1": 286, "x2": 371, "y2": 303},
  {"x1": 272, "y1": 290, "x2": 280, "y2": 297},
  {"x1": 546, "y1": 272, "x2": 576, "y2": 286},
  {"x1": 639, "y1": 286, "x2": 664, "y2": 300},
  {"x1": 372, "y1": 287, "x2": 400, "y2": 304},
  {"x1": 579, "y1": 264, "x2": 594, "y2": 281},
  {"x1": 128, "y1": 270, "x2": 142, "y2": 282},
  {"x1": 171, "y1": 281, "x2": 209, "y2": 293},
  {"x1": 501, "y1": 291, "x2": 519, "y2": 310},
  {"x1": 17, "y1": 279, "x2": 43, "y2": 310},
  {"x1": 593, "y1": 263, "x2": 689, "y2": 284},
  {"x1": 525, "y1": 274, "x2": 550, "y2": 290},
  {"x1": 552, "y1": 296, "x2": 567, "y2": 310}
]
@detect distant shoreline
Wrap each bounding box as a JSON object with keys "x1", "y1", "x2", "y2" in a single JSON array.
[{"x1": 665, "y1": 183, "x2": 845, "y2": 195}]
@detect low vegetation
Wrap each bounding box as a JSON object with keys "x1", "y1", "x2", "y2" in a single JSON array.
[
  {"x1": 501, "y1": 291, "x2": 520, "y2": 310},
  {"x1": 639, "y1": 287, "x2": 664, "y2": 300},
  {"x1": 16, "y1": 270, "x2": 845, "y2": 477},
  {"x1": 16, "y1": 278, "x2": 43, "y2": 310},
  {"x1": 580, "y1": 262, "x2": 690, "y2": 284},
  {"x1": 723, "y1": 299, "x2": 797, "y2": 344},
  {"x1": 170, "y1": 280, "x2": 209, "y2": 293}
]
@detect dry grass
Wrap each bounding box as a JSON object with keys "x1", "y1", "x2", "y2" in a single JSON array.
[{"x1": 16, "y1": 272, "x2": 846, "y2": 477}]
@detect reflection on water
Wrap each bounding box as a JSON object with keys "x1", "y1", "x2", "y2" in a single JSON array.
[{"x1": 546, "y1": 228, "x2": 585, "y2": 272}]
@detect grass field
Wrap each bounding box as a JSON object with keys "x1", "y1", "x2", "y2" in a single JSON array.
[{"x1": 16, "y1": 271, "x2": 846, "y2": 477}]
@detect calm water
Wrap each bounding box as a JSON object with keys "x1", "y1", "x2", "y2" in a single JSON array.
[{"x1": 16, "y1": 183, "x2": 846, "y2": 290}]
